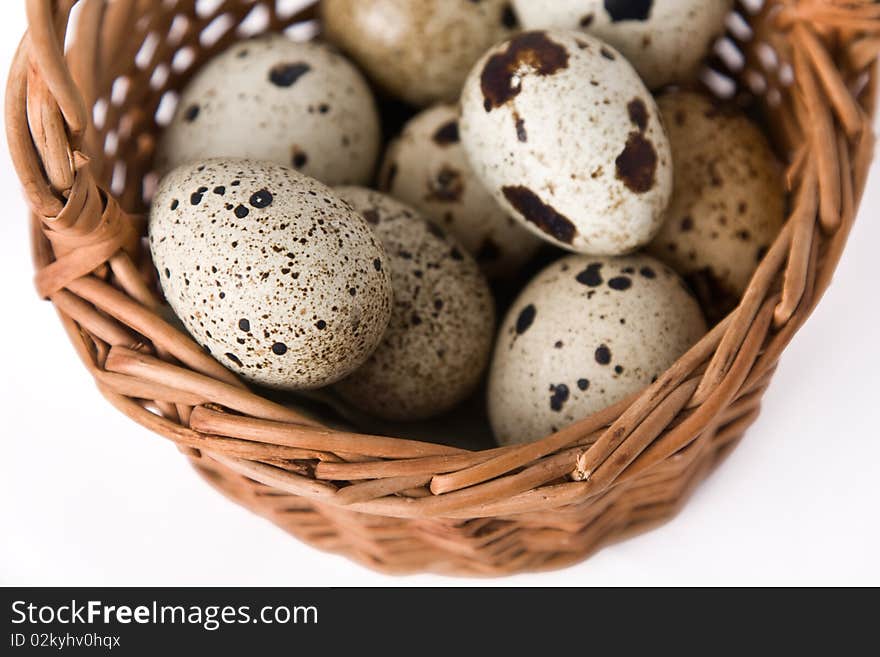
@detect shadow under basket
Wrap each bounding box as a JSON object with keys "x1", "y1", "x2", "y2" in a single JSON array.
[{"x1": 8, "y1": 0, "x2": 880, "y2": 576}]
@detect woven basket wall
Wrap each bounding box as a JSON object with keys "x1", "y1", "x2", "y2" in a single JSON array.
[{"x1": 7, "y1": 0, "x2": 879, "y2": 576}]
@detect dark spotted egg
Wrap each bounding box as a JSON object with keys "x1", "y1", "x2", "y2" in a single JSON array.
[
  {"x1": 148, "y1": 159, "x2": 393, "y2": 390},
  {"x1": 460, "y1": 30, "x2": 672, "y2": 256},
  {"x1": 647, "y1": 91, "x2": 785, "y2": 318},
  {"x1": 333, "y1": 188, "x2": 495, "y2": 421},
  {"x1": 380, "y1": 104, "x2": 543, "y2": 279},
  {"x1": 511, "y1": 0, "x2": 733, "y2": 90},
  {"x1": 155, "y1": 35, "x2": 380, "y2": 186},
  {"x1": 320, "y1": 0, "x2": 518, "y2": 107},
  {"x1": 488, "y1": 254, "x2": 706, "y2": 445}
]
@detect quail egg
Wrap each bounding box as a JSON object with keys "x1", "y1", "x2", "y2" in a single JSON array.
[
  {"x1": 647, "y1": 90, "x2": 786, "y2": 317},
  {"x1": 334, "y1": 187, "x2": 495, "y2": 421},
  {"x1": 488, "y1": 253, "x2": 706, "y2": 445},
  {"x1": 155, "y1": 35, "x2": 381, "y2": 186},
  {"x1": 321, "y1": 0, "x2": 518, "y2": 106},
  {"x1": 380, "y1": 104, "x2": 543, "y2": 278},
  {"x1": 460, "y1": 30, "x2": 673, "y2": 255},
  {"x1": 149, "y1": 159, "x2": 393, "y2": 390},
  {"x1": 510, "y1": 0, "x2": 733, "y2": 89}
]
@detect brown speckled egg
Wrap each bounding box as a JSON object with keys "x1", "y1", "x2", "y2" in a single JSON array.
[
  {"x1": 333, "y1": 188, "x2": 495, "y2": 421},
  {"x1": 380, "y1": 104, "x2": 543, "y2": 278},
  {"x1": 510, "y1": 0, "x2": 733, "y2": 90},
  {"x1": 488, "y1": 254, "x2": 706, "y2": 445},
  {"x1": 647, "y1": 91, "x2": 785, "y2": 316},
  {"x1": 148, "y1": 159, "x2": 393, "y2": 390},
  {"x1": 460, "y1": 30, "x2": 672, "y2": 256},
  {"x1": 320, "y1": 0, "x2": 518, "y2": 107},
  {"x1": 155, "y1": 35, "x2": 380, "y2": 186}
]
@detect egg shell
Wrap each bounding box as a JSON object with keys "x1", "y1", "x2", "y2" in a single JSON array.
[
  {"x1": 647, "y1": 91, "x2": 785, "y2": 312},
  {"x1": 380, "y1": 104, "x2": 543, "y2": 278},
  {"x1": 320, "y1": 0, "x2": 517, "y2": 107},
  {"x1": 149, "y1": 159, "x2": 393, "y2": 390},
  {"x1": 460, "y1": 30, "x2": 673, "y2": 256},
  {"x1": 155, "y1": 35, "x2": 380, "y2": 186},
  {"x1": 333, "y1": 188, "x2": 495, "y2": 421},
  {"x1": 488, "y1": 253, "x2": 706, "y2": 445},
  {"x1": 511, "y1": 0, "x2": 733, "y2": 90}
]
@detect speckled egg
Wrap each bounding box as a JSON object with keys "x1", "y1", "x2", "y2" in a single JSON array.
[
  {"x1": 647, "y1": 91, "x2": 785, "y2": 316},
  {"x1": 155, "y1": 35, "x2": 380, "y2": 186},
  {"x1": 320, "y1": 0, "x2": 518, "y2": 107},
  {"x1": 380, "y1": 104, "x2": 543, "y2": 278},
  {"x1": 488, "y1": 254, "x2": 706, "y2": 445},
  {"x1": 510, "y1": 0, "x2": 733, "y2": 90},
  {"x1": 333, "y1": 188, "x2": 495, "y2": 421},
  {"x1": 149, "y1": 159, "x2": 393, "y2": 390},
  {"x1": 460, "y1": 30, "x2": 673, "y2": 256}
]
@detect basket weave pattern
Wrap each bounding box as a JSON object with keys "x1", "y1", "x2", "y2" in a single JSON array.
[{"x1": 7, "y1": 0, "x2": 880, "y2": 575}]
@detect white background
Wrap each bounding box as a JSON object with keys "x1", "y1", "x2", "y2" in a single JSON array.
[{"x1": 1, "y1": 3, "x2": 878, "y2": 587}]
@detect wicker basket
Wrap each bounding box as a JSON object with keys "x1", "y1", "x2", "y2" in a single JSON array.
[{"x1": 7, "y1": 0, "x2": 879, "y2": 576}]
